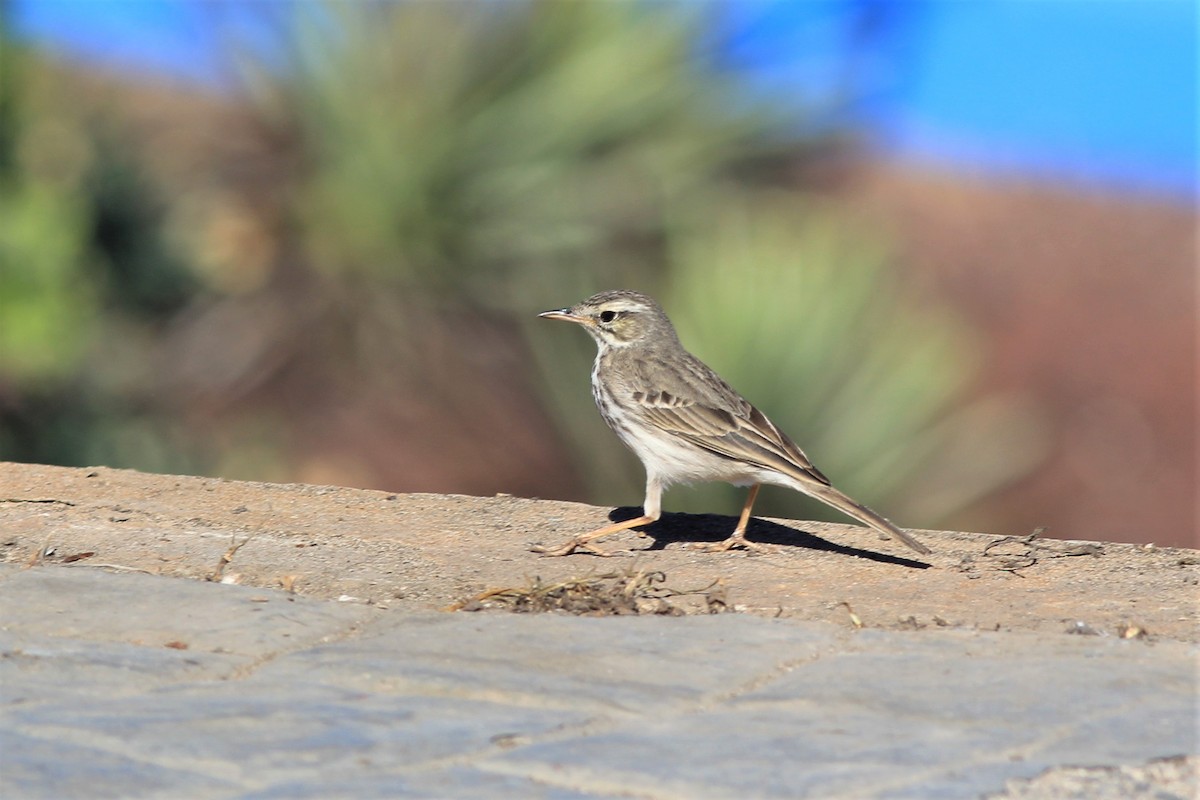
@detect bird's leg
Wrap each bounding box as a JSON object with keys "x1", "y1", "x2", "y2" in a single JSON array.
[
  {"x1": 533, "y1": 477, "x2": 662, "y2": 557},
  {"x1": 531, "y1": 514, "x2": 656, "y2": 557},
  {"x1": 705, "y1": 484, "x2": 771, "y2": 553}
]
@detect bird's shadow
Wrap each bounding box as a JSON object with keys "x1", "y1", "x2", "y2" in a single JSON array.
[{"x1": 608, "y1": 506, "x2": 930, "y2": 569}]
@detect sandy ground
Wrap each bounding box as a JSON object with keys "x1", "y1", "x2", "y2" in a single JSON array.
[{"x1": 1, "y1": 462, "x2": 1196, "y2": 642}]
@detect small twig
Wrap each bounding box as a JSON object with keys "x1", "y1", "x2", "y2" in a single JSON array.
[
  {"x1": 208, "y1": 532, "x2": 257, "y2": 582},
  {"x1": 23, "y1": 532, "x2": 54, "y2": 569},
  {"x1": 981, "y1": 527, "x2": 1048, "y2": 576},
  {"x1": 657, "y1": 576, "x2": 723, "y2": 598},
  {"x1": 983, "y1": 531, "x2": 1042, "y2": 557},
  {"x1": 839, "y1": 601, "x2": 864, "y2": 629},
  {"x1": 65, "y1": 562, "x2": 155, "y2": 575}
]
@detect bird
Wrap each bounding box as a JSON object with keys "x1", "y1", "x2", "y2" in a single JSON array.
[{"x1": 533, "y1": 290, "x2": 931, "y2": 557}]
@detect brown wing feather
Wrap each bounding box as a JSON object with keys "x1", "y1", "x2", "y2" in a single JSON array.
[{"x1": 626, "y1": 352, "x2": 831, "y2": 487}]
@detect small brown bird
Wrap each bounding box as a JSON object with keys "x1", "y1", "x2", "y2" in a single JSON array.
[{"x1": 535, "y1": 290, "x2": 930, "y2": 557}]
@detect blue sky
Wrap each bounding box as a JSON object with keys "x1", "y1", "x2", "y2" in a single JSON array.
[{"x1": 10, "y1": 0, "x2": 1196, "y2": 197}]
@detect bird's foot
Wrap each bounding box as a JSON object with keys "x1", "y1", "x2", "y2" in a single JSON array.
[
  {"x1": 531, "y1": 538, "x2": 615, "y2": 557},
  {"x1": 695, "y1": 534, "x2": 773, "y2": 554}
]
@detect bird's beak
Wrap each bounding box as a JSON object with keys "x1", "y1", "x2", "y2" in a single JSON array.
[{"x1": 539, "y1": 308, "x2": 591, "y2": 326}]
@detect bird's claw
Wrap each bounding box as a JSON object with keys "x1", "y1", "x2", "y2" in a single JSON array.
[
  {"x1": 531, "y1": 539, "x2": 615, "y2": 557},
  {"x1": 697, "y1": 535, "x2": 773, "y2": 554}
]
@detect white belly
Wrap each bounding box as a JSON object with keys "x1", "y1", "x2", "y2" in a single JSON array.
[
  {"x1": 592, "y1": 358, "x2": 783, "y2": 490},
  {"x1": 611, "y1": 416, "x2": 770, "y2": 489}
]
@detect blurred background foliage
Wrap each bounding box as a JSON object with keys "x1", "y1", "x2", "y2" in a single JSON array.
[
  {"x1": 0, "y1": 13, "x2": 205, "y2": 473},
  {"x1": 0, "y1": 0, "x2": 1049, "y2": 533},
  {"x1": 658, "y1": 195, "x2": 1045, "y2": 523}
]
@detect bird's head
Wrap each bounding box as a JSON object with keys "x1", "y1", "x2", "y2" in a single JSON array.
[{"x1": 539, "y1": 290, "x2": 678, "y2": 349}]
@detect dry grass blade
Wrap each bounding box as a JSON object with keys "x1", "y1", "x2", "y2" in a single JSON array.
[{"x1": 449, "y1": 567, "x2": 726, "y2": 616}]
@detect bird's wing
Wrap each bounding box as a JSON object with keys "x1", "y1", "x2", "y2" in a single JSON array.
[{"x1": 628, "y1": 357, "x2": 831, "y2": 487}]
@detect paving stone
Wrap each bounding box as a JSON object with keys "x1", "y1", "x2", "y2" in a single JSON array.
[
  {"x1": 1, "y1": 564, "x2": 1195, "y2": 799},
  {"x1": 277, "y1": 613, "x2": 834, "y2": 714},
  {"x1": 0, "y1": 566, "x2": 377, "y2": 659}
]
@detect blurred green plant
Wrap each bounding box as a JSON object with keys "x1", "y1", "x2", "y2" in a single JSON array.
[
  {"x1": 665, "y1": 194, "x2": 1047, "y2": 525},
  {"x1": 235, "y1": 0, "x2": 792, "y2": 309},
  {"x1": 0, "y1": 16, "x2": 96, "y2": 387},
  {"x1": 0, "y1": 9, "x2": 206, "y2": 471}
]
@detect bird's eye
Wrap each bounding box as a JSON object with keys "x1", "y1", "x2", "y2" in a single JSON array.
[{"x1": 599, "y1": 310, "x2": 617, "y2": 323}]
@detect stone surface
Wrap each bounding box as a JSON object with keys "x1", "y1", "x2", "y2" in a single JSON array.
[
  {"x1": 2, "y1": 565, "x2": 1197, "y2": 799},
  {"x1": 0, "y1": 462, "x2": 1197, "y2": 798},
  {"x1": 1, "y1": 462, "x2": 1197, "y2": 639}
]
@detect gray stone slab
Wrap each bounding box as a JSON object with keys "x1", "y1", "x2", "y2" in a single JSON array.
[
  {"x1": 272, "y1": 612, "x2": 834, "y2": 714},
  {"x1": 1, "y1": 564, "x2": 1195, "y2": 799},
  {"x1": 7, "y1": 687, "x2": 591, "y2": 791},
  {"x1": 0, "y1": 727, "x2": 237, "y2": 800},
  {"x1": 0, "y1": 631, "x2": 251, "y2": 704},
  {"x1": 0, "y1": 565, "x2": 378, "y2": 658},
  {"x1": 240, "y1": 768, "x2": 599, "y2": 800},
  {"x1": 482, "y1": 631, "x2": 1196, "y2": 798}
]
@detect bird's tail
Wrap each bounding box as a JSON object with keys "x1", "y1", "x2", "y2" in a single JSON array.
[{"x1": 804, "y1": 483, "x2": 931, "y2": 555}]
